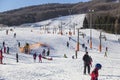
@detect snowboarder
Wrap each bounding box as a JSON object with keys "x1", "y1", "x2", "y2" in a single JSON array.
[
  {"x1": 38, "y1": 54, "x2": 42, "y2": 63},
  {"x1": 46, "y1": 48, "x2": 50, "y2": 56},
  {"x1": 83, "y1": 52, "x2": 91, "y2": 74},
  {"x1": 90, "y1": 63, "x2": 102, "y2": 80},
  {"x1": 16, "y1": 53, "x2": 19, "y2": 62},
  {"x1": 33, "y1": 52, "x2": 37, "y2": 62},
  {"x1": 42, "y1": 49, "x2": 46, "y2": 56}
]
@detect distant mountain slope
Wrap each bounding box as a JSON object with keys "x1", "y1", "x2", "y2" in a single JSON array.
[
  {"x1": 0, "y1": 1, "x2": 120, "y2": 26},
  {"x1": 0, "y1": 3, "x2": 75, "y2": 26}
]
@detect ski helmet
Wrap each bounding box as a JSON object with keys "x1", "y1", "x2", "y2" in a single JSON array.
[{"x1": 95, "y1": 63, "x2": 102, "y2": 69}]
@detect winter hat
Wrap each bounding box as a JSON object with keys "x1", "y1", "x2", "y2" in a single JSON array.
[{"x1": 95, "y1": 63, "x2": 102, "y2": 69}]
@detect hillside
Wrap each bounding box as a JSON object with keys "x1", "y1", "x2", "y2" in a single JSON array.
[{"x1": 0, "y1": 0, "x2": 120, "y2": 26}]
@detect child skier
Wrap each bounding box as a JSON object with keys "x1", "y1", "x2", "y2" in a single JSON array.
[{"x1": 90, "y1": 63, "x2": 102, "y2": 80}]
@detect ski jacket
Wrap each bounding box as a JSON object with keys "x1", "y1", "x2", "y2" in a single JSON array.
[
  {"x1": 90, "y1": 68, "x2": 98, "y2": 80},
  {"x1": 83, "y1": 54, "x2": 91, "y2": 65}
]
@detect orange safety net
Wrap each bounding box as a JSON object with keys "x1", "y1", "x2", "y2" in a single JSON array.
[{"x1": 19, "y1": 42, "x2": 47, "y2": 53}]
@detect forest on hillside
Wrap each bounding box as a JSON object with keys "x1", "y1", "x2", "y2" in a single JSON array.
[
  {"x1": 82, "y1": 0, "x2": 120, "y2": 34},
  {"x1": 0, "y1": 0, "x2": 120, "y2": 34}
]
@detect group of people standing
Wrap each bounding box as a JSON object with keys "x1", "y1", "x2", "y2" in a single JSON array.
[
  {"x1": 33, "y1": 52, "x2": 42, "y2": 63},
  {"x1": 2, "y1": 41, "x2": 10, "y2": 54},
  {"x1": 0, "y1": 41, "x2": 10, "y2": 64},
  {"x1": 33, "y1": 48, "x2": 50, "y2": 63}
]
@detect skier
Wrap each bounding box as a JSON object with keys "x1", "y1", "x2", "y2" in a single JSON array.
[
  {"x1": 87, "y1": 39, "x2": 89, "y2": 44},
  {"x1": 33, "y1": 52, "x2": 37, "y2": 62},
  {"x1": 83, "y1": 52, "x2": 91, "y2": 74},
  {"x1": 3, "y1": 41, "x2": 5, "y2": 47},
  {"x1": 4, "y1": 46, "x2": 6, "y2": 53},
  {"x1": 85, "y1": 46, "x2": 88, "y2": 52},
  {"x1": 69, "y1": 36, "x2": 71, "y2": 41},
  {"x1": 7, "y1": 46, "x2": 9, "y2": 54},
  {"x1": 106, "y1": 47, "x2": 108, "y2": 52},
  {"x1": 18, "y1": 42, "x2": 20, "y2": 47},
  {"x1": 72, "y1": 55, "x2": 74, "y2": 59},
  {"x1": 38, "y1": 54, "x2": 42, "y2": 63},
  {"x1": 14, "y1": 33, "x2": 16, "y2": 38},
  {"x1": 42, "y1": 49, "x2": 46, "y2": 56},
  {"x1": 104, "y1": 47, "x2": 108, "y2": 57},
  {"x1": 46, "y1": 48, "x2": 50, "y2": 56},
  {"x1": 75, "y1": 50, "x2": 77, "y2": 59},
  {"x1": 90, "y1": 63, "x2": 102, "y2": 80},
  {"x1": 16, "y1": 53, "x2": 19, "y2": 62},
  {"x1": 67, "y1": 41, "x2": 69, "y2": 47}
]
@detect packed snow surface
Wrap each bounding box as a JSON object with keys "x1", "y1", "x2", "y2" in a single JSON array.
[{"x1": 0, "y1": 14, "x2": 120, "y2": 80}]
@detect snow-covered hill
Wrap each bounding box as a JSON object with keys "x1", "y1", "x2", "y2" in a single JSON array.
[{"x1": 0, "y1": 14, "x2": 120, "y2": 80}]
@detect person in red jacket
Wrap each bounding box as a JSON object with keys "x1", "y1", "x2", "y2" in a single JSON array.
[
  {"x1": 0, "y1": 49, "x2": 3, "y2": 64},
  {"x1": 90, "y1": 63, "x2": 102, "y2": 80},
  {"x1": 38, "y1": 54, "x2": 42, "y2": 63}
]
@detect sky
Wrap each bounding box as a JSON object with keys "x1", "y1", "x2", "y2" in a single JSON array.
[{"x1": 0, "y1": 0, "x2": 90, "y2": 12}]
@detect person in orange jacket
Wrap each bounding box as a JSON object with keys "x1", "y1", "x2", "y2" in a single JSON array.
[{"x1": 90, "y1": 63, "x2": 102, "y2": 80}]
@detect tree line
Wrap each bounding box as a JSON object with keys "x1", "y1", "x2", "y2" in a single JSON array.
[
  {"x1": 83, "y1": 12, "x2": 120, "y2": 34},
  {"x1": 0, "y1": 3, "x2": 75, "y2": 26}
]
